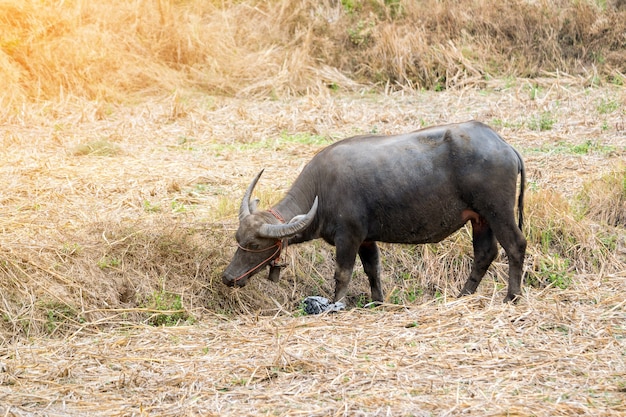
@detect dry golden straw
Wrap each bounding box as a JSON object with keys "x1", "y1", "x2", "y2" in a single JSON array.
[
  {"x1": 0, "y1": 0, "x2": 625, "y2": 415},
  {"x1": 1, "y1": 80, "x2": 625, "y2": 415}
]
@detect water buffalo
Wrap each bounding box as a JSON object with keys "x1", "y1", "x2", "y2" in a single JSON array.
[{"x1": 222, "y1": 120, "x2": 527, "y2": 303}]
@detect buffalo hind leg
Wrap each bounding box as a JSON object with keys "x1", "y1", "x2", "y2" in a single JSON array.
[
  {"x1": 359, "y1": 241, "x2": 383, "y2": 303},
  {"x1": 491, "y1": 223, "x2": 527, "y2": 302},
  {"x1": 460, "y1": 219, "x2": 498, "y2": 297}
]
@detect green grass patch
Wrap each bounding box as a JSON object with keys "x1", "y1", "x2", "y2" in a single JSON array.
[
  {"x1": 389, "y1": 285, "x2": 424, "y2": 305},
  {"x1": 40, "y1": 301, "x2": 84, "y2": 334},
  {"x1": 143, "y1": 200, "x2": 161, "y2": 213},
  {"x1": 527, "y1": 111, "x2": 556, "y2": 131},
  {"x1": 527, "y1": 84, "x2": 543, "y2": 101},
  {"x1": 209, "y1": 132, "x2": 331, "y2": 156},
  {"x1": 538, "y1": 255, "x2": 572, "y2": 289},
  {"x1": 490, "y1": 118, "x2": 524, "y2": 130},
  {"x1": 279, "y1": 132, "x2": 332, "y2": 146},
  {"x1": 571, "y1": 140, "x2": 617, "y2": 155},
  {"x1": 596, "y1": 97, "x2": 620, "y2": 114},
  {"x1": 142, "y1": 290, "x2": 193, "y2": 327},
  {"x1": 528, "y1": 140, "x2": 618, "y2": 155},
  {"x1": 97, "y1": 256, "x2": 121, "y2": 269}
]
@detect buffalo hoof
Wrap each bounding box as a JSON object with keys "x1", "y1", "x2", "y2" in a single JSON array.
[{"x1": 503, "y1": 293, "x2": 521, "y2": 303}]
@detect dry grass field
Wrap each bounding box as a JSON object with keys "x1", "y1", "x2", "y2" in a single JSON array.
[
  {"x1": 1, "y1": 80, "x2": 624, "y2": 416},
  {"x1": 1, "y1": 0, "x2": 625, "y2": 415}
]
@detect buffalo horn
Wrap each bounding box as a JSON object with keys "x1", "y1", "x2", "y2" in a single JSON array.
[
  {"x1": 259, "y1": 197, "x2": 318, "y2": 239},
  {"x1": 239, "y1": 169, "x2": 264, "y2": 222}
]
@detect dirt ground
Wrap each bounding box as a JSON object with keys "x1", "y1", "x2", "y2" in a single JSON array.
[{"x1": 0, "y1": 79, "x2": 625, "y2": 416}]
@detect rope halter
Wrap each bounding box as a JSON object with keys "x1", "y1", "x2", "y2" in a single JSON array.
[{"x1": 231, "y1": 207, "x2": 287, "y2": 283}]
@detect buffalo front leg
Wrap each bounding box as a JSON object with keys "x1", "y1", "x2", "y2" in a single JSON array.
[
  {"x1": 332, "y1": 241, "x2": 360, "y2": 303},
  {"x1": 358, "y1": 241, "x2": 383, "y2": 303},
  {"x1": 460, "y1": 220, "x2": 498, "y2": 297}
]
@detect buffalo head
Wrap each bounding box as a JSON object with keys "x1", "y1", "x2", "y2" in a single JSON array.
[{"x1": 222, "y1": 170, "x2": 318, "y2": 287}]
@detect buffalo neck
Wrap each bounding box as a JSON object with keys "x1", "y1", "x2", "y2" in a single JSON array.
[{"x1": 272, "y1": 188, "x2": 316, "y2": 224}]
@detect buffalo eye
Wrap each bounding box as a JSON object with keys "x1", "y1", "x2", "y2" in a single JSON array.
[{"x1": 248, "y1": 243, "x2": 260, "y2": 250}]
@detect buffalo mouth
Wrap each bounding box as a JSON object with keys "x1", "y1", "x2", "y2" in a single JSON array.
[{"x1": 222, "y1": 274, "x2": 249, "y2": 287}]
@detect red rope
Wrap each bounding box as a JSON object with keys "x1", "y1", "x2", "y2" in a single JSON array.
[
  {"x1": 267, "y1": 207, "x2": 288, "y2": 267},
  {"x1": 232, "y1": 241, "x2": 282, "y2": 283},
  {"x1": 267, "y1": 207, "x2": 285, "y2": 223}
]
